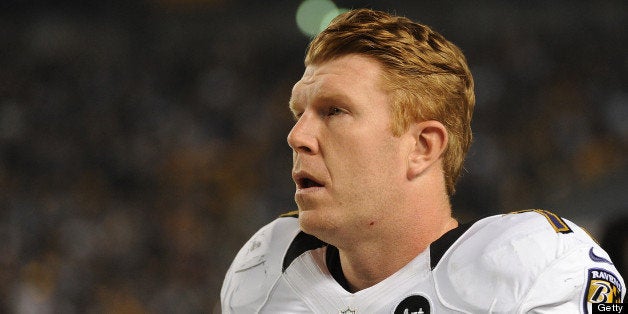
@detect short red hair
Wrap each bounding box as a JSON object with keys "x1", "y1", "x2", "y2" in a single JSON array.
[{"x1": 305, "y1": 9, "x2": 475, "y2": 195}]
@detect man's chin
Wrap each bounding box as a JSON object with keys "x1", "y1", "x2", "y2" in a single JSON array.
[{"x1": 298, "y1": 210, "x2": 336, "y2": 239}]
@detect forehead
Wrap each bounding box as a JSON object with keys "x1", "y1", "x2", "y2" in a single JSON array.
[{"x1": 289, "y1": 54, "x2": 387, "y2": 111}]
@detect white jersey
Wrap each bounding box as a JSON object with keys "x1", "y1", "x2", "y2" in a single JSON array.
[{"x1": 221, "y1": 210, "x2": 625, "y2": 313}]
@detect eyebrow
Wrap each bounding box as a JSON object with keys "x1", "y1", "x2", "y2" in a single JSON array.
[{"x1": 288, "y1": 92, "x2": 353, "y2": 116}]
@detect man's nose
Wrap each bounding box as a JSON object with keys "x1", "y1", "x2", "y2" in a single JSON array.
[{"x1": 287, "y1": 114, "x2": 318, "y2": 154}]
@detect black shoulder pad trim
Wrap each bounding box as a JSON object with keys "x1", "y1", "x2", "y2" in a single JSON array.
[
  {"x1": 430, "y1": 220, "x2": 476, "y2": 269},
  {"x1": 282, "y1": 231, "x2": 326, "y2": 272},
  {"x1": 279, "y1": 210, "x2": 299, "y2": 218},
  {"x1": 325, "y1": 244, "x2": 351, "y2": 291}
]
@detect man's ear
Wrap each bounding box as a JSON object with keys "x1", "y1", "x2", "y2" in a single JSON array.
[{"x1": 407, "y1": 120, "x2": 448, "y2": 180}]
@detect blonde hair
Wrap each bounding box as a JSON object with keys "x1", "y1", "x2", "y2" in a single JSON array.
[{"x1": 305, "y1": 9, "x2": 475, "y2": 195}]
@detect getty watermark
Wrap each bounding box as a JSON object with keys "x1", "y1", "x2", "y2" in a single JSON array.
[{"x1": 593, "y1": 303, "x2": 626, "y2": 314}]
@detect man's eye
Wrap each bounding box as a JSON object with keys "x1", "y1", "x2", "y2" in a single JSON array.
[{"x1": 326, "y1": 107, "x2": 343, "y2": 116}]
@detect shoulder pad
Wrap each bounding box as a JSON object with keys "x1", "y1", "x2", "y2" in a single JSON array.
[
  {"x1": 434, "y1": 210, "x2": 600, "y2": 312},
  {"x1": 221, "y1": 216, "x2": 301, "y2": 312}
]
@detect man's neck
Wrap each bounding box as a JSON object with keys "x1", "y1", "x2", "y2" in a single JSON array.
[{"x1": 335, "y1": 216, "x2": 458, "y2": 292}]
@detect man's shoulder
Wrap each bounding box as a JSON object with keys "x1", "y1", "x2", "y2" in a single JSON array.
[
  {"x1": 434, "y1": 209, "x2": 615, "y2": 312},
  {"x1": 452, "y1": 209, "x2": 595, "y2": 256},
  {"x1": 221, "y1": 212, "x2": 334, "y2": 312},
  {"x1": 226, "y1": 213, "x2": 302, "y2": 275},
  {"x1": 220, "y1": 213, "x2": 303, "y2": 312}
]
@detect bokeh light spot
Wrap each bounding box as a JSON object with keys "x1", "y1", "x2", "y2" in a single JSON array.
[{"x1": 296, "y1": 0, "x2": 338, "y2": 37}]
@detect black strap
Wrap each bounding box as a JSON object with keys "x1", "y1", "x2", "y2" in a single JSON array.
[
  {"x1": 282, "y1": 231, "x2": 327, "y2": 272},
  {"x1": 325, "y1": 245, "x2": 352, "y2": 291},
  {"x1": 429, "y1": 220, "x2": 476, "y2": 269}
]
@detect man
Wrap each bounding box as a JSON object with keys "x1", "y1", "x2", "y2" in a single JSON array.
[{"x1": 221, "y1": 9, "x2": 624, "y2": 313}]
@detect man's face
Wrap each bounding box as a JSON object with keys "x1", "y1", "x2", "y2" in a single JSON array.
[{"x1": 288, "y1": 54, "x2": 410, "y2": 243}]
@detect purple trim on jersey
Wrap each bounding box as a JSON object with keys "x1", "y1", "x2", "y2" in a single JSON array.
[{"x1": 589, "y1": 247, "x2": 613, "y2": 265}]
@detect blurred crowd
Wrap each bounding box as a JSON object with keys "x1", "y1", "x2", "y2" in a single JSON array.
[{"x1": 0, "y1": 1, "x2": 626, "y2": 313}]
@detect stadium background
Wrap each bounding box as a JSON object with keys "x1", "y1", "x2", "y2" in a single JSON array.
[{"x1": 0, "y1": 0, "x2": 626, "y2": 312}]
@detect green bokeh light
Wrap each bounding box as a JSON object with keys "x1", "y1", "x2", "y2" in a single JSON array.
[{"x1": 296, "y1": 0, "x2": 342, "y2": 37}]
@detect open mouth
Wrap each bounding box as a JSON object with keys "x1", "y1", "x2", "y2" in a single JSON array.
[
  {"x1": 294, "y1": 172, "x2": 324, "y2": 190},
  {"x1": 299, "y1": 177, "x2": 324, "y2": 189}
]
